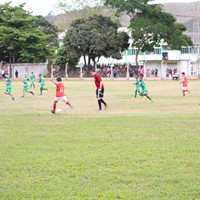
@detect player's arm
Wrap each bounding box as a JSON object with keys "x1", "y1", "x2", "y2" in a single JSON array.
[{"x1": 50, "y1": 78, "x2": 58, "y2": 85}]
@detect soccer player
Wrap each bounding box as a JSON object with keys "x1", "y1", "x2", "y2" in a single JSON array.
[
  {"x1": 29, "y1": 72, "x2": 35, "y2": 89},
  {"x1": 139, "y1": 74, "x2": 153, "y2": 102},
  {"x1": 4, "y1": 73, "x2": 15, "y2": 100},
  {"x1": 50, "y1": 77, "x2": 73, "y2": 114},
  {"x1": 38, "y1": 74, "x2": 48, "y2": 96},
  {"x1": 91, "y1": 70, "x2": 108, "y2": 111},
  {"x1": 134, "y1": 74, "x2": 141, "y2": 98},
  {"x1": 21, "y1": 73, "x2": 34, "y2": 98},
  {"x1": 181, "y1": 72, "x2": 190, "y2": 96}
]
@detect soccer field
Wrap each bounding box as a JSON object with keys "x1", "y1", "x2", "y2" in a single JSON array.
[{"x1": 0, "y1": 79, "x2": 200, "y2": 200}]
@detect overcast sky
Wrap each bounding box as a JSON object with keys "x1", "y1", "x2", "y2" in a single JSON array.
[{"x1": 0, "y1": 0, "x2": 198, "y2": 16}]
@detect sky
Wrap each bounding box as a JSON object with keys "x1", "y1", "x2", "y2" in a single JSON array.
[{"x1": 0, "y1": 0, "x2": 198, "y2": 16}]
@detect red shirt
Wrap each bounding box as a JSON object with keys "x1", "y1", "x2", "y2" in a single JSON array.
[
  {"x1": 182, "y1": 76, "x2": 188, "y2": 87},
  {"x1": 94, "y1": 73, "x2": 104, "y2": 89},
  {"x1": 56, "y1": 82, "x2": 65, "y2": 97}
]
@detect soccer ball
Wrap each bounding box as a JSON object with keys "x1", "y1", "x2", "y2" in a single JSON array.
[{"x1": 56, "y1": 108, "x2": 62, "y2": 114}]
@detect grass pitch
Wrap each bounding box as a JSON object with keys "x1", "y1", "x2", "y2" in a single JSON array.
[{"x1": 0, "y1": 79, "x2": 200, "y2": 200}]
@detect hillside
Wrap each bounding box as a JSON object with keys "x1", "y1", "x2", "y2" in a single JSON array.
[{"x1": 46, "y1": 2, "x2": 199, "y2": 30}]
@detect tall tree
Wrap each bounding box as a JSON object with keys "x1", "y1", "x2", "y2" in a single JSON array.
[
  {"x1": 63, "y1": 15, "x2": 129, "y2": 66},
  {"x1": 129, "y1": 6, "x2": 193, "y2": 65},
  {"x1": 0, "y1": 3, "x2": 59, "y2": 75},
  {"x1": 104, "y1": 0, "x2": 151, "y2": 19},
  {"x1": 104, "y1": 0, "x2": 193, "y2": 65}
]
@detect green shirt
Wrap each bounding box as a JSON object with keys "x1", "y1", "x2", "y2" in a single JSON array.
[
  {"x1": 139, "y1": 80, "x2": 148, "y2": 94},
  {"x1": 39, "y1": 76, "x2": 45, "y2": 85},
  {"x1": 6, "y1": 77, "x2": 11, "y2": 85},
  {"x1": 135, "y1": 78, "x2": 140, "y2": 87},
  {"x1": 30, "y1": 74, "x2": 35, "y2": 81}
]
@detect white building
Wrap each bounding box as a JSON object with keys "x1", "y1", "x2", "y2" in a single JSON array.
[
  {"x1": 96, "y1": 45, "x2": 200, "y2": 79},
  {"x1": 1, "y1": 62, "x2": 49, "y2": 78}
]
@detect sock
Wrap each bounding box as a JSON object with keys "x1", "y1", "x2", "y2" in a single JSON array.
[
  {"x1": 98, "y1": 99, "x2": 102, "y2": 110},
  {"x1": 40, "y1": 88, "x2": 42, "y2": 95},
  {"x1": 53, "y1": 103, "x2": 56, "y2": 111}
]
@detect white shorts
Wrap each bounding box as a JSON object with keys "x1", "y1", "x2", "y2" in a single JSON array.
[
  {"x1": 54, "y1": 96, "x2": 67, "y2": 102},
  {"x1": 182, "y1": 86, "x2": 188, "y2": 91}
]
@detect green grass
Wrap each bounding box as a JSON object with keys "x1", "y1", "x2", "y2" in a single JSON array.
[{"x1": 0, "y1": 79, "x2": 200, "y2": 200}]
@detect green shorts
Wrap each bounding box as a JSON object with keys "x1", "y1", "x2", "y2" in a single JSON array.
[
  {"x1": 135, "y1": 87, "x2": 141, "y2": 93},
  {"x1": 141, "y1": 89, "x2": 148, "y2": 95},
  {"x1": 40, "y1": 84, "x2": 45, "y2": 89},
  {"x1": 23, "y1": 83, "x2": 28, "y2": 91},
  {"x1": 5, "y1": 85, "x2": 12, "y2": 93}
]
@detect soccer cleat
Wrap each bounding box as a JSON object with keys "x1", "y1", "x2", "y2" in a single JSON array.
[
  {"x1": 98, "y1": 109, "x2": 102, "y2": 111},
  {"x1": 151, "y1": 99, "x2": 154, "y2": 103},
  {"x1": 12, "y1": 97, "x2": 15, "y2": 101},
  {"x1": 21, "y1": 96, "x2": 24, "y2": 98},
  {"x1": 31, "y1": 92, "x2": 34, "y2": 96},
  {"x1": 50, "y1": 110, "x2": 55, "y2": 114},
  {"x1": 39, "y1": 94, "x2": 42, "y2": 96}
]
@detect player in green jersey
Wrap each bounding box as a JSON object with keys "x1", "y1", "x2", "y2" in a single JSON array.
[
  {"x1": 134, "y1": 74, "x2": 141, "y2": 98},
  {"x1": 29, "y1": 72, "x2": 35, "y2": 89},
  {"x1": 21, "y1": 73, "x2": 34, "y2": 98},
  {"x1": 38, "y1": 74, "x2": 48, "y2": 96},
  {"x1": 4, "y1": 73, "x2": 15, "y2": 100},
  {"x1": 139, "y1": 74, "x2": 153, "y2": 102}
]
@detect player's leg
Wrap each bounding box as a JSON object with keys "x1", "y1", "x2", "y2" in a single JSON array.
[
  {"x1": 134, "y1": 89, "x2": 138, "y2": 98},
  {"x1": 98, "y1": 98, "x2": 102, "y2": 110},
  {"x1": 145, "y1": 94, "x2": 153, "y2": 102},
  {"x1": 21, "y1": 90, "x2": 25, "y2": 98},
  {"x1": 27, "y1": 90, "x2": 34, "y2": 96},
  {"x1": 96, "y1": 89, "x2": 102, "y2": 110},
  {"x1": 63, "y1": 96, "x2": 73, "y2": 109},
  {"x1": 40, "y1": 84, "x2": 47, "y2": 95},
  {"x1": 4, "y1": 90, "x2": 14, "y2": 100},
  {"x1": 99, "y1": 89, "x2": 108, "y2": 110},
  {"x1": 51, "y1": 100, "x2": 57, "y2": 114},
  {"x1": 139, "y1": 93, "x2": 144, "y2": 97},
  {"x1": 39, "y1": 87, "x2": 43, "y2": 95}
]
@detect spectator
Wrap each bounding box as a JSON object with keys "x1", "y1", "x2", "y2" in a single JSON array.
[{"x1": 15, "y1": 70, "x2": 18, "y2": 78}]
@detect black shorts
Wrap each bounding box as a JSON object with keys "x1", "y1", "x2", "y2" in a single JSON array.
[{"x1": 96, "y1": 89, "x2": 104, "y2": 98}]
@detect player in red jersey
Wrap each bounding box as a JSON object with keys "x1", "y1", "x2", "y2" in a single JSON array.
[
  {"x1": 181, "y1": 72, "x2": 190, "y2": 96},
  {"x1": 50, "y1": 77, "x2": 72, "y2": 114},
  {"x1": 91, "y1": 70, "x2": 108, "y2": 111}
]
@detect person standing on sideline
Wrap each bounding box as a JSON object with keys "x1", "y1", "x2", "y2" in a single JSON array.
[
  {"x1": 181, "y1": 72, "x2": 190, "y2": 96},
  {"x1": 21, "y1": 73, "x2": 34, "y2": 98},
  {"x1": 50, "y1": 77, "x2": 73, "y2": 114},
  {"x1": 139, "y1": 74, "x2": 153, "y2": 103},
  {"x1": 15, "y1": 70, "x2": 18, "y2": 78},
  {"x1": 38, "y1": 74, "x2": 48, "y2": 96},
  {"x1": 91, "y1": 70, "x2": 108, "y2": 111},
  {"x1": 4, "y1": 73, "x2": 15, "y2": 100},
  {"x1": 29, "y1": 72, "x2": 35, "y2": 89}
]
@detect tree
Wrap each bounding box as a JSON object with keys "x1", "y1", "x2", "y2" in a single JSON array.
[
  {"x1": 104, "y1": 0, "x2": 152, "y2": 19},
  {"x1": 0, "y1": 3, "x2": 59, "y2": 75},
  {"x1": 63, "y1": 15, "x2": 129, "y2": 66},
  {"x1": 55, "y1": 46, "x2": 79, "y2": 68},
  {"x1": 129, "y1": 6, "x2": 193, "y2": 65}
]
